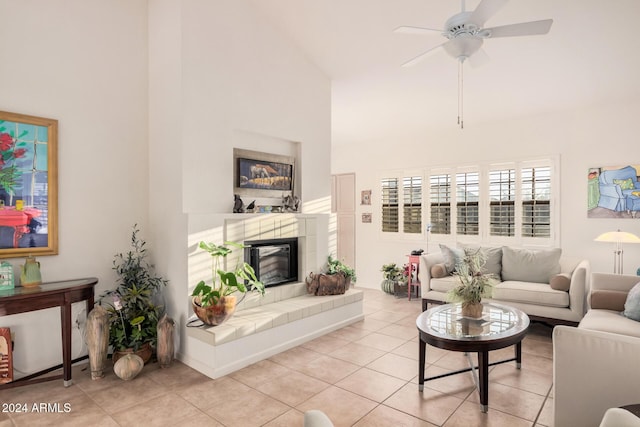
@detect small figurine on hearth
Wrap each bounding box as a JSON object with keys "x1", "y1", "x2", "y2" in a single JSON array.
[{"x1": 233, "y1": 194, "x2": 244, "y2": 213}]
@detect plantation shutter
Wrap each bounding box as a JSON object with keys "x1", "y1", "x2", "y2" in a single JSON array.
[
  {"x1": 430, "y1": 174, "x2": 451, "y2": 235},
  {"x1": 403, "y1": 176, "x2": 422, "y2": 234},
  {"x1": 456, "y1": 172, "x2": 479, "y2": 235},
  {"x1": 489, "y1": 169, "x2": 516, "y2": 236},
  {"x1": 381, "y1": 177, "x2": 399, "y2": 232},
  {"x1": 522, "y1": 166, "x2": 551, "y2": 237}
]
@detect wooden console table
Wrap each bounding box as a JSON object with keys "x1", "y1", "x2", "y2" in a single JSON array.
[{"x1": 0, "y1": 277, "x2": 98, "y2": 388}]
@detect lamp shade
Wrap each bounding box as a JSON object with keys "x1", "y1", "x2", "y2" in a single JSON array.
[{"x1": 594, "y1": 230, "x2": 640, "y2": 244}]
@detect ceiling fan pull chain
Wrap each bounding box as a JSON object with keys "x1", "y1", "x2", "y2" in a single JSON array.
[{"x1": 458, "y1": 59, "x2": 464, "y2": 129}]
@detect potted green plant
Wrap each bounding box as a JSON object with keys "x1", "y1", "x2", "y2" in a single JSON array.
[
  {"x1": 380, "y1": 263, "x2": 404, "y2": 294},
  {"x1": 99, "y1": 224, "x2": 168, "y2": 364},
  {"x1": 326, "y1": 254, "x2": 357, "y2": 287},
  {"x1": 447, "y1": 249, "x2": 497, "y2": 319},
  {"x1": 191, "y1": 241, "x2": 265, "y2": 326}
]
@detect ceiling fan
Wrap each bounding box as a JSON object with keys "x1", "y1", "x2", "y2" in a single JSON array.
[{"x1": 395, "y1": 0, "x2": 553, "y2": 127}]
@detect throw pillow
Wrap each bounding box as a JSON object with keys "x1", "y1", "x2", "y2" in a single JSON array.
[
  {"x1": 430, "y1": 263, "x2": 448, "y2": 279},
  {"x1": 501, "y1": 247, "x2": 562, "y2": 284},
  {"x1": 459, "y1": 244, "x2": 502, "y2": 278},
  {"x1": 549, "y1": 273, "x2": 571, "y2": 291},
  {"x1": 613, "y1": 178, "x2": 635, "y2": 190},
  {"x1": 623, "y1": 282, "x2": 640, "y2": 321},
  {"x1": 439, "y1": 244, "x2": 464, "y2": 274},
  {"x1": 591, "y1": 290, "x2": 629, "y2": 312}
]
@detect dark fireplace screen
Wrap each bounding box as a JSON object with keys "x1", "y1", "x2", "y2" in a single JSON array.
[{"x1": 244, "y1": 237, "x2": 298, "y2": 287}]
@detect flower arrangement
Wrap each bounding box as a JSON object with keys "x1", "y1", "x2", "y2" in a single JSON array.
[{"x1": 447, "y1": 249, "x2": 497, "y2": 310}]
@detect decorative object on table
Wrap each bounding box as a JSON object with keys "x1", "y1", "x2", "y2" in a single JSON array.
[
  {"x1": 594, "y1": 229, "x2": 640, "y2": 274},
  {"x1": 306, "y1": 255, "x2": 356, "y2": 296},
  {"x1": 0, "y1": 261, "x2": 14, "y2": 289},
  {"x1": 191, "y1": 240, "x2": 265, "y2": 326},
  {"x1": 99, "y1": 224, "x2": 168, "y2": 364},
  {"x1": 113, "y1": 353, "x2": 144, "y2": 381},
  {"x1": 0, "y1": 111, "x2": 58, "y2": 259},
  {"x1": 380, "y1": 263, "x2": 404, "y2": 294},
  {"x1": 85, "y1": 305, "x2": 110, "y2": 380},
  {"x1": 232, "y1": 194, "x2": 244, "y2": 213},
  {"x1": 361, "y1": 190, "x2": 371, "y2": 205},
  {"x1": 0, "y1": 327, "x2": 13, "y2": 384},
  {"x1": 447, "y1": 249, "x2": 497, "y2": 319},
  {"x1": 156, "y1": 313, "x2": 175, "y2": 368},
  {"x1": 282, "y1": 194, "x2": 300, "y2": 212},
  {"x1": 245, "y1": 200, "x2": 256, "y2": 212},
  {"x1": 20, "y1": 255, "x2": 42, "y2": 287}
]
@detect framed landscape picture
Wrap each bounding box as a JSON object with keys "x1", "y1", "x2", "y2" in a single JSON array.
[{"x1": 0, "y1": 111, "x2": 58, "y2": 257}]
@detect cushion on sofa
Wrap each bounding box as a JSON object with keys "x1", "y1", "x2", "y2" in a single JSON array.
[
  {"x1": 430, "y1": 263, "x2": 449, "y2": 278},
  {"x1": 429, "y1": 276, "x2": 459, "y2": 293},
  {"x1": 501, "y1": 247, "x2": 561, "y2": 284},
  {"x1": 439, "y1": 244, "x2": 464, "y2": 274},
  {"x1": 579, "y1": 309, "x2": 640, "y2": 338},
  {"x1": 623, "y1": 282, "x2": 640, "y2": 321},
  {"x1": 492, "y1": 281, "x2": 569, "y2": 307},
  {"x1": 591, "y1": 290, "x2": 628, "y2": 312},
  {"x1": 459, "y1": 244, "x2": 502, "y2": 277},
  {"x1": 550, "y1": 273, "x2": 571, "y2": 291}
]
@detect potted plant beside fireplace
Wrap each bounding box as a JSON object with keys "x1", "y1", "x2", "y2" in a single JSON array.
[{"x1": 191, "y1": 240, "x2": 265, "y2": 326}]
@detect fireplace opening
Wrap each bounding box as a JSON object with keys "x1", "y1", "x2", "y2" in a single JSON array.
[{"x1": 244, "y1": 237, "x2": 298, "y2": 288}]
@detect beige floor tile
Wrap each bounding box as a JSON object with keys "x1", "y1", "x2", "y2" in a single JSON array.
[
  {"x1": 433, "y1": 350, "x2": 476, "y2": 371},
  {"x1": 367, "y1": 309, "x2": 411, "y2": 323},
  {"x1": 366, "y1": 352, "x2": 420, "y2": 381},
  {"x1": 490, "y1": 364, "x2": 553, "y2": 396},
  {"x1": 467, "y1": 382, "x2": 546, "y2": 422},
  {"x1": 377, "y1": 323, "x2": 419, "y2": 340},
  {"x1": 263, "y1": 408, "x2": 304, "y2": 426},
  {"x1": 522, "y1": 336, "x2": 553, "y2": 359},
  {"x1": 256, "y1": 370, "x2": 330, "y2": 406},
  {"x1": 422, "y1": 364, "x2": 476, "y2": 400},
  {"x1": 354, "y1": 332, "x2": 407, "y2": 352},
  {"x1": 145, "y1": 360, "x2": 210, "y2": 390},
  {"x1": 519, "y1": 353, "x2": 553, "y2": 376},
  {"x1": 295, "y1": 355, "x2": 361, "y2": 384},
  {"x1": 297, "y1": 386, "x2": 377, "y2": 426},
  {"x1": 383, "y1": 382, "x2": 465, "y2": 426},
  {"x1": 83, "y1": 376, "x2": 168, "y2": 414},
  {"x1": 111, "y1": 392, "x2": 204, "y2": 426},
  {"x1": 325, "y1": 325, "x2": 373, "y2": 342},
  {"x1": 536, "y1": 395, "x2": 553, "y2": 427},
  {"x1": 9, "y1": 393, "x2": 118, "y2": 427},
  {"x1": 301, "y1": 334, "x2": 351, "y2": 354},
  {"x1": 230, "y1": 359, "x2": 291, "y2": 388},
  {"x1": 269, "y1": 346, "x2": 323, "y2": 370},
  {"x1": 336, "y1": 367, "x2": 407, "y2": 402},
  {"x1": 391, "y1": 340, "x2": 421, "y2": 360},
  {"x1": 330, "y1": 342, "x2": 386, "y2": 366},
  {"x1": 349, "y1": 317, "x2": 392, "y2": 332},
  {"x1": 443, "y1": 400, "x2": 533, "y2": 427},
  {"x1": 354, "y1": 404, "x2": 436, "y2": 427}
]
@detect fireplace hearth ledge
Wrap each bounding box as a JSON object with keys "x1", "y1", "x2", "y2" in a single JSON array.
[{"x1": 183, "y1": 286, "x2": 364, "y2": 379}]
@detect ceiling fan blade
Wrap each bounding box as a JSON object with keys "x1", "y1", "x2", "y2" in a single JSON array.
[
  {"x1": 401, "y1": 42, "x2": 445, "y2": 67},
  {"x1": 468, "y1": 48, "x2": 490, "y2": 68},
  {"x1": 393, "y1": 25, "x2": 442, "y2": 35},
  {"x1": 469, "y1": 0, "x2": 509, "y2": 27},
  {"x1": 484, "y1": 19, "x2": 553, "y2": 38}
]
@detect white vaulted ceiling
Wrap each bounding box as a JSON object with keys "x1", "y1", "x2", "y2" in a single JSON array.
[{"x1": 250, "y1": 0, "x2": 640, "y2": 145}]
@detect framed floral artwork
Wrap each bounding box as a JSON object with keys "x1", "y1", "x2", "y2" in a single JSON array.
[{"x1": 0, "y1": 111, "x2": 57, "y2": 257}]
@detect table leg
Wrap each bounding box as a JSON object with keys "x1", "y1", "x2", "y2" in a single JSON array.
[
  {"x1": 61, "y1": 295, "x2": 73, "y2": 387},
  {"x1": 515, "y1": 341, "x2": 522, "y2": 369},
  {"x1": 418, "y1": 337, "x2": 426, "y2": 392},
  {"x1": 478, "y1": 350, "x2": 489, "y2": 413}
]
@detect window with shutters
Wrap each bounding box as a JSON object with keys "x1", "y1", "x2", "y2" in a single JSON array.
[
  {"x1": 489, "y1": 169, "x2": 515, "y2": 236},
  {"x1": 456, "y1": 172, "x2": 479, "y2": 235},
  {"x1": 381, "y1": 177, "x2": 399, "y2": 232},
  {"x1": 403, "y1": 176, "x2": 422, "y2": 233},
  {"x1": 522, "y1": 166, "x2": 551, "y2": 238},
  {"x1": 430, "y1": 174, "x2": 451, "y2": 235}
]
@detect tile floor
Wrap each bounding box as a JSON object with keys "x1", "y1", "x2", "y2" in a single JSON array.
[{"x1": 0, "y1": 287, "x2": 555, "y2": 426}]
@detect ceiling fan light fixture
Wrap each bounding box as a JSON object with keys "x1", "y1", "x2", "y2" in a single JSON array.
[{"x1": 443, "y1": 35, "x2": 483, "y2": 60}]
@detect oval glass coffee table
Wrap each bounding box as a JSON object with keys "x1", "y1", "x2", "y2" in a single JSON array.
[{"x1": 416, "y1": 302, "x2": 530, "y2": 412}]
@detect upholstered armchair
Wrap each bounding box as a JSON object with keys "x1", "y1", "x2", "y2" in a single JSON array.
[{"x1": 598, "y1": 165, "x2": 640, "y2": 211}]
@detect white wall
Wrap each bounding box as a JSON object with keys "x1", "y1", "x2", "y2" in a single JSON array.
[
  {"x1": 0, "y1": 0, "x2": 149, "y2": 372},
  {"x1": 333, "y1": 99, "x2": 640, "y2": 289}
]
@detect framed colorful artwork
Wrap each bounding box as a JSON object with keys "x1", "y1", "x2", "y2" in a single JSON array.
[
  {"x1": 0, "y1": 111, "x2": 58, "y2": 257},
  {"x1": 587, "y1": 164, "x2": 640, "y2": 219}
]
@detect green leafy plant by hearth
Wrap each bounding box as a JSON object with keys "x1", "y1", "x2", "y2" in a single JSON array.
[
  {"x1": 381, "y1": 263, "x2": 405, "y2": 282},
  {"x1": 447, "y1": 249, "x2": 496, "y2": 306},
  {"x1": 191, "y1": 241, "x2": 265, "y2": 308},
  {"x1": 99, "y1": 224, "x2": 168, "y2": 352},
  {"x1": 326, "y1": 254, "x2": 357, "y2": 284}
]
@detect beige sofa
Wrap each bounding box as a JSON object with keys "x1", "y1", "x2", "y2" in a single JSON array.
[
  {"x1": 419, "y1": 247, "x2": 590, "y2": 325},
  {"x1": 553, "y1": 272, "x2": 640, "y2": 427}
]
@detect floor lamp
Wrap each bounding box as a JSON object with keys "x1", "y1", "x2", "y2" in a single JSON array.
[{"x1": 594, "y1": 229, "x2": 640, "y2": 274}]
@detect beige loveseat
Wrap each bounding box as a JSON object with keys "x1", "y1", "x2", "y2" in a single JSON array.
[
  {"x1": 419, "y1": 246, "x2": 590, "y2": 325},
  {"x1": 553, "y1": 272, "x2": 640, "y2": 427}
]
